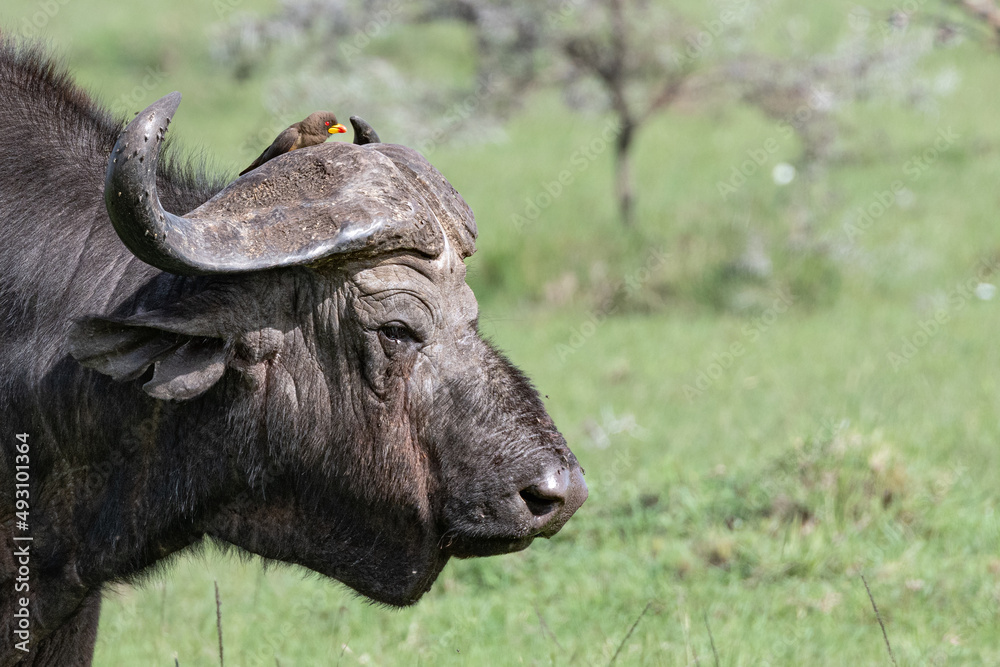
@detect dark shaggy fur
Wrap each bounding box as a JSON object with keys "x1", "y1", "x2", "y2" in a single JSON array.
[
  {"x1": 0, "y1": 41, "x2": 227, "y2": 666},
  {"x1": 0, "y1": 39, "x2": 585, "y2": 667}
]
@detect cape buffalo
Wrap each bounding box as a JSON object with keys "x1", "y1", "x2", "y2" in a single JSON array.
[{"x1": 0, "y1": 41, "x2": 586, "y2": 666}]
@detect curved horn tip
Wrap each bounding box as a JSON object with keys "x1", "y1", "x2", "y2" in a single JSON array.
[
  {"x1": 350, "y1": 116, "x2": 381, "y2": 145},
  {"x1": 104, "y1": 91, "x2": 198, "y2": 275},
  {"x1": 115, "y1": 92, "x2": 183, "y2": 155},
  {"x1": 142, "y1": 92, "x2": 182, "y2": 123}
]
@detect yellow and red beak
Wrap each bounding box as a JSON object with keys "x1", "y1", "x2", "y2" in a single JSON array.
[{"x1": 329, "y1": 124, "x2": 347, "y2": 134}]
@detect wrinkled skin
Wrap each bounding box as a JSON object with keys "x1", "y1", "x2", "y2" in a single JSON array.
[
  {"x1": 0, "y1": 42, "x2": 586, "y2": 666},
  {"x1": 193, "y1": 249, "x2": 585, "y2": 601}
]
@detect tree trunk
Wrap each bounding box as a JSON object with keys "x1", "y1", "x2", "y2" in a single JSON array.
[{"x1": 615, "y1": 120, "x2": 636, "y2": 226}]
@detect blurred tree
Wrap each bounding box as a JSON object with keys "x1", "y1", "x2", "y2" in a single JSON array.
[
  {"x1": 213, "y1": 0, "x2": 751, "y2": 226},
  {"x1": 941, "y1": 0, "x2": 1000, "y2": 45},
  {"x1": 434, "y1": 0, "x2": 729, "y2": 225},
  {"x1": 713, "y1": 21, "x2": 941, "y2": 311},
  {"x1": 214, "y1": 2, "x2": 939, "y2": 231},
  {"x1": 542, "y1": 0, "x2": 697, "y2": 226},
  {"x1": 725, "y1": 28, "x2": 936, "y2": 178}
]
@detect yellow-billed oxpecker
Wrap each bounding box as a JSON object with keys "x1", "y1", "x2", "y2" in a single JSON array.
[{"x1": 240, "y1": 111, "x2": 346, "y2": 176}]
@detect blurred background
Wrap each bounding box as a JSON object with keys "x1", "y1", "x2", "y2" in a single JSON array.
[{"x1": 4, "y1": 0, "x2": 1000, "y2": 663}]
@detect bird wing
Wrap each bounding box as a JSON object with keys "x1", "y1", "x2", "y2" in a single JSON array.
[{"x1": 238, "y1": 127, "x2": 299, "y2": 176}]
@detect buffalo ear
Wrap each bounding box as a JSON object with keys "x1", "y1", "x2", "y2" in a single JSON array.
[
  {"x1": 69, "y1": 314, "x2": 229, "y2": 402},
  {"x1": 141, "y1": 339, "x2": 227, "y2": 400},
  {"x1": 68, "y1": 318, "x2": 184, "y2": 382}
]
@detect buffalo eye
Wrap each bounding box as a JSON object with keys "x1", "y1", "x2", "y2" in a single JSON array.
[{"x1": 378, "y1": 323, "x2": 419, "y2": 356}]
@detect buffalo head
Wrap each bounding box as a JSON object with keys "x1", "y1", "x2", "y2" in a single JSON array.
[{"x1": 70, "y1": 94, "x2": 587, "y2": 606}]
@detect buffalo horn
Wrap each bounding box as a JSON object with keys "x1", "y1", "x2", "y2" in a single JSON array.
[
  {"x1": 350, "y1": 116, "x2": 381, "y2": 145},
  {"x1": 104, "y1": 94, "x2": 452, "y2": 276}
]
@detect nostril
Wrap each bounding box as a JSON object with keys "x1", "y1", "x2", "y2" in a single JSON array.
[
  {"x1": 519, "y1": 486, "x2": 562, "y2": 517},
  {"x1": 519, "y1": 467, "x2": 570, "y2": 517}
]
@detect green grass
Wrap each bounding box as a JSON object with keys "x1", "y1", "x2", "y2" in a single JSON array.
[{"x1": 4, "y1": 0, "x2": 1000, "y2": 664}]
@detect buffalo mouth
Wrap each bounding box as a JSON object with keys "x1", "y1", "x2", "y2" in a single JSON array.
[
  {"x1": 439, "y1": 464, "x2": 588, "y2": 559},
  {"x1": 438, "y1": 512, "x2": 577, "y2": 558},
  {"x1": 440, "y1": 533, "x2": 538, "y2": 559}
]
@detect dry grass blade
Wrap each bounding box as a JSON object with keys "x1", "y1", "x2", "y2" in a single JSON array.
[
  {"x1": 703, "y1": 611, "x2": 720, "y2": 667},
  {"x1": 337, "y1": 638, "x2": 351, "y2": 666},
  {"x1": 608, "y1": 601, "x2": 652, "y2": 666},
  {"x1": 160, "y1": 583, "x2": 167, "y2": 628},
  {"x1": 535, "y1": 604, "x2": 566, "y2": 653},
  {"x1": 215, "y1": 580, "x2": 224, "y2": 667},
  {"x1": 861, "y1": 574, "x2": 897, "y2": 667}
]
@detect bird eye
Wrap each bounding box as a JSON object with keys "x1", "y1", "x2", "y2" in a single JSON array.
[{"x1": 325, "y1": 121, "x2": 330, "y2": 126}]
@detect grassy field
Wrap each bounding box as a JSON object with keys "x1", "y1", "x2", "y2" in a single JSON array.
[{"x1": 4, "y1": 0, "x2": 1000, "y2": 664}]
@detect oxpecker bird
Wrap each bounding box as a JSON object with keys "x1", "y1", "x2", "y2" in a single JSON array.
[{"x1": 239, "y1": 111, "x2": 346, "y2": 176}]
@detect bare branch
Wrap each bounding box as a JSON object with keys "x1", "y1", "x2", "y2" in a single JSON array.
[{"x1": 951, "y1": 0, "x2": 1000, "y2": 43}]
